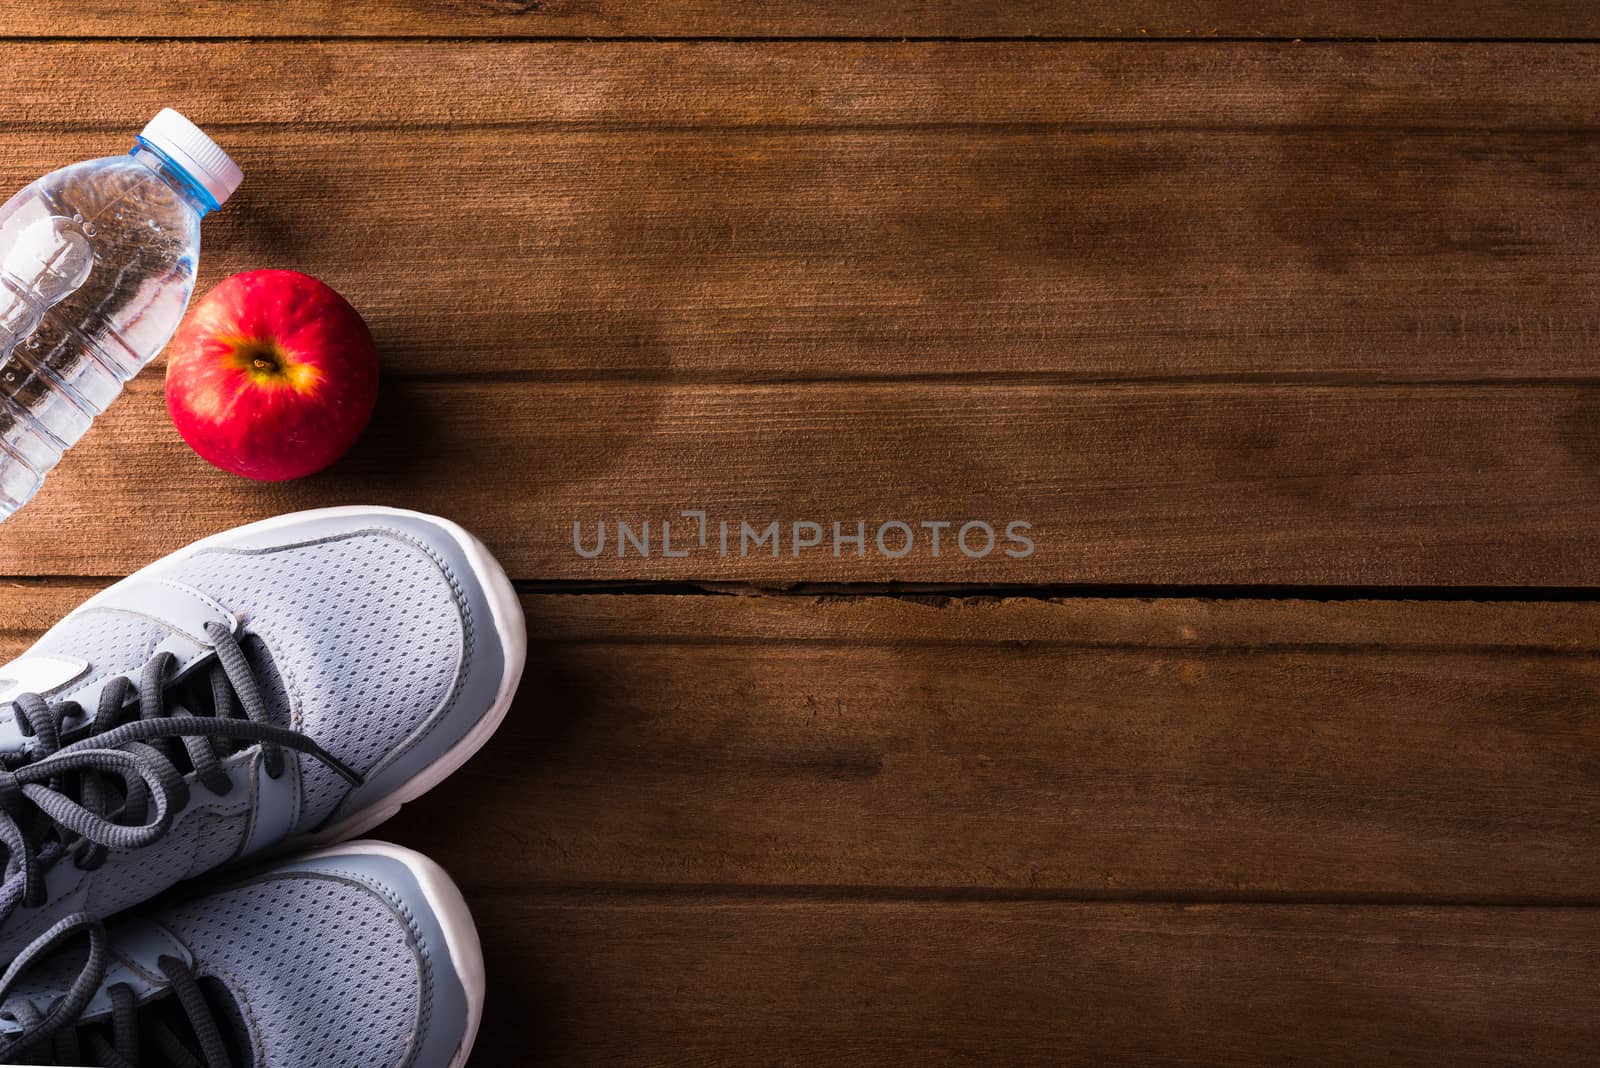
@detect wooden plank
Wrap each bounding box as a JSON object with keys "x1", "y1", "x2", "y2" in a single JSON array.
[
  {"x1": 0, "y1": 45, "x2": 1598, "y2": 382},
  {"x1": 7, "y1": 43, "x2": 1600, "y2": 129},
  {"x1": 4, "y1": 381, "x2": 1600, "y2": 584},
  {"x1": 466, "y1": 895, "x2": 1600, "y2": 1065},
  {"x1": 388, "y1": 595, "x2": 1600, "y2": 900},
  {"x1": 3, "y1": 2, "x2": 1599, "y2": 40},
  {"x1": 0, "y1": 582, "x2": 97, "y2": 643},
  {"x1": 7, "y1": 591, "x2": 1599, "y2": 899}
]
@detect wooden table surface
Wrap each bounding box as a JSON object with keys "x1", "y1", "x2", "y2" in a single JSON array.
[{"x1": 4, "y1": 4, "x2": 1600, "y2": 1065}]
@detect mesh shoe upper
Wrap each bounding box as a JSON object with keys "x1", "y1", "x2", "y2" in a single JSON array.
[
  {"x1": 27, "y1": 612, "x2": 167, "y2": 703},
  {"x1": 0, "y1": 508, "x2": 519, "y2": 965},
  {"x1": 0, "y1": 843, "x2": 479, "y2": 1068},
  {"x1": 163, "y1": 529, "x2": 469, "y2": 827},
  {"x1": 158, "y1": 871, "x2": 424, "y2": 1067}
]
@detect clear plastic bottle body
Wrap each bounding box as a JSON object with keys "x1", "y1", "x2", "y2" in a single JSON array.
[{"x1": 0, "y1": 148, "x2": 205, "y2": 518}]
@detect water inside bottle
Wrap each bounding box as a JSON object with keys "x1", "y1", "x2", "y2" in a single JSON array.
[{"x1": 0, "y1": 155, "x2": 201, "y2": 512}]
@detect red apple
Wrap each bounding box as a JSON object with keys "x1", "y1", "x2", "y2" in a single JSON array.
[{"x1": 165, "y1": 270, "x2": 378, "y2": 481}]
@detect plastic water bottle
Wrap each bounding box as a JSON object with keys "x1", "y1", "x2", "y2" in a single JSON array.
[{"x1": 0, "y1": 109, "x2": 241, "y2": 520}]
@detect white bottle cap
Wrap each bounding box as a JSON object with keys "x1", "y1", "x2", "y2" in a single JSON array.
[{"x1": 138, "y1": 108, "x2": 243, "y2": 208}]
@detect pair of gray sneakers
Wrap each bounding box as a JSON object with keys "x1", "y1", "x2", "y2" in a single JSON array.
[{"x1": 0, "y1": 507, "x2": 526, "y2": 1066}]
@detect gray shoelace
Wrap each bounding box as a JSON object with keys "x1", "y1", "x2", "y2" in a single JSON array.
[
  {"x1": 0, "y1": 621, "x2": 360, "y2": 923},
  {"x1": 0, "y1": 911, "x2": 234, "y2": 1066}
]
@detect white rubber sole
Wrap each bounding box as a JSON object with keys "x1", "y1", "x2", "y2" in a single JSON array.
[
  {"x1": 298, "y1": 839, "x2": 486, "y2": 1068},
  {"x1": 69, "y1": 504, "x2": 527, "y2": 847}
]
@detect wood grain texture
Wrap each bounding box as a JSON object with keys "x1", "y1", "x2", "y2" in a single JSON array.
[
  {"x1": 361, "y1": 594, "x2": 1600, "y2": 901},
  {"x1": 2, "y1": 1, "x2": 1598, "y2": 39},
  {"x1": 8, "y1": 42, "x2": 1600, "y2": 129},
  {"x1": 2, "y1": 27, "x2": 1597, "y2": 1067},
  {"x1": 463, "y1": 896, "x2": 1600, "y2": 1065},
  {"x1": 6, "y1": 590, "x2": 1598, "y2": 899},
  {"x1": 5, "y1": 382, "x2": 1600, "y2": 584},
  {"x1": 2, "y1": 44, "x2": 1596, "y2": 584},
  {"x1": 1, "y1": 44, "x2": 1598, "y2": 383}
]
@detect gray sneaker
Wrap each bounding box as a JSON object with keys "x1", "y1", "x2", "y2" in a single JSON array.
[
  {"x1": 0, "y1": 840, "x2": 483, "y2": 1067},
  {"x1": 0, "y1": 507, "x2": 525, "y2": 960}
]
